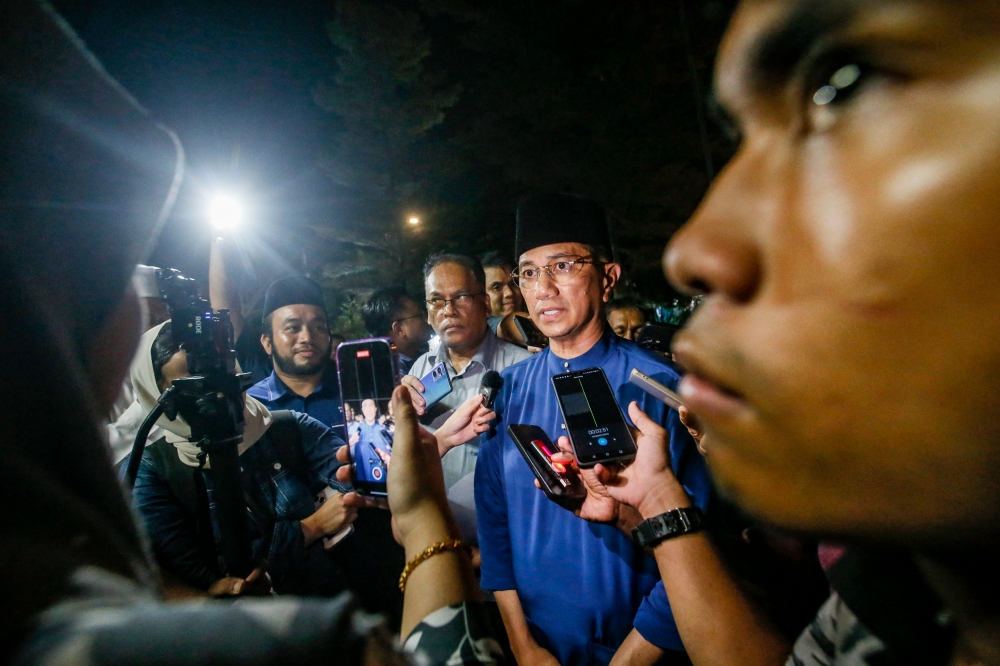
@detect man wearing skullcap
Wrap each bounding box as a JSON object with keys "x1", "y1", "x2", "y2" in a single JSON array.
[{"x1": 475, "y1": 193, "x2": 711, "y2": 665}]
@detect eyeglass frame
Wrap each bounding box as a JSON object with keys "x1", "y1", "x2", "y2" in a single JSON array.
[
  {"x1": 425, "y1": 292, "x2": 486, "y2": 312},
  {"x1": 510, "y1": 256, "x2": 603, "y2": 290},
  {"x1": 392, "y1": 312, "x2": 426, "y2": 325}
]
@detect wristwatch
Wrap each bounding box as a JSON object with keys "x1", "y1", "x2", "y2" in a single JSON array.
[{"x1": 631, "y1": 507, "x2": 704, "y2": 548}]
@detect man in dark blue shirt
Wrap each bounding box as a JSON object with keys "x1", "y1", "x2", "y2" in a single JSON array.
[
  {"x1": 247, "y1": 276, "x2": 344, "y2": 430},
  {"x1": 475, "y1": 194, "x2": 711, "y2": 665}
]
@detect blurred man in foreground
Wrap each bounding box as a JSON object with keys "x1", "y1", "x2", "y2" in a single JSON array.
[{"x1": 596, "y1": 1, "x2": 1000, "y2": 664}]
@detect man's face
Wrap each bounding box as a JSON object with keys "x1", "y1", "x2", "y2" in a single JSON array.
[
  {"x1": 485, "y1": 264, "x2": 525, "y2": 316},
  {"x1": 261, "y1": 304, "x2": 331, "y2": 377},
  {"x1": 608, "y1": 307, "x2": 646, "y2": 342},
  {"x1": 424, "y1": 262, "x2": 490, "y2": 353},
  {"x1": 665, "y1": 0, "x2": 1000, "y2": 544},
  {"x1": 519, "y1": 242, "x2": 618, "y2": 344},
  {"x1": 361, "y1": 398, "x2": 378, "y2": 422},
  {"x1": 392, "y1": 296, "x2": 432, "y2": 356},
  {"x1": 344, "y1": 402, "x2": 355, "y2": 423}
]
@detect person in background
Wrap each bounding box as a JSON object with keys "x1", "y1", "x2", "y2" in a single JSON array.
[
  {"x1": 607, "y1": 296, "x2": 648, "y2": 342},
  {"x1": 2, "y1": 2, "x2": 498, "y2": 662},
  {"x1": 361, "y1": 286, "x2": 433, "y2": 375},
  {"x1": 481, "y1": 251, "x2": 525, "y2": 319},
  {"x1": 404, "y1": 253, "x2": 532, "y2": 491},
  {"x1": 475, "y1": 193, "x2": 711, "y2": 666},
  {"x1": 246, "y1": 276, "x2": 343, "y2": 431}
]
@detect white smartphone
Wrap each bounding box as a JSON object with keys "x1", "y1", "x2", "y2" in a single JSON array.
[
  {"x1": 629, "y1": 368, "x2": 684, "y2": 411},
  {"x1": 316, "y1": 486, "x2": 356, "y2": 550}
]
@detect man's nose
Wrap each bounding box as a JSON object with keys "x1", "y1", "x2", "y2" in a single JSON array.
[
  {"x1": 664, "y1": 144, "x2": 767, "y2": 305},
  {"x1": 533, "y1": 270, "x2": 558, "y2": 299}
]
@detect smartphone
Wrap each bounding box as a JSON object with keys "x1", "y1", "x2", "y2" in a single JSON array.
[
  {"x1": 629, "y1": 368, "x2": 684, "y2": 411},
  {"x1": 418, "y1": 361, "x2": 453, "y2": 408},
  {"x1": 507, "y1": 424, "x2": 585, "y2": 500},
  {"x1": 336, "y1": 338, "x2": 399, "y2": 496},
  {"x1": 316, "y1": 487, "x2": 355, "y2": 550},
  {"x1": 514, "y1": 314, "x2": 548, "y2": 348},
  {"x1": 551, "y1": 367, "x2": 637, "y2": 467},
  {"x1": 636, "y1": 322, "x2": 681, "y2": 354}
]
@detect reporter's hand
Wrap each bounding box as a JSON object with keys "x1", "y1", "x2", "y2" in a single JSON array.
[
  {"x1": 301, "y1": 491, "x2": 358, "y2": 547},
  {"x1": 400, "y1": 375, "x2": 427, "y2": 415},
  {"x1": 334, "y1": 447, "x2": 390, "y2": 509},
  {"x1": 678, "y1": 405, "x2": 708, "y2": 456},
  {"x1": 434, "y1": 394, "x2": 496, "y2": 456},
  {"x1": 385, "y1": 385, "x2": 455, "y2": 548},
  {"x1": 548, "y1": 441, "x2": 621, "y2": 524},
  {"x1": 518, "y1": 643, "x2": 561, "y2": 666},
  {"x1": 207, "y1": 563, "x2": 269, "y2": 597},
  {"x1": 593, "y1": 402, "x2": 691, "y2": 519}
]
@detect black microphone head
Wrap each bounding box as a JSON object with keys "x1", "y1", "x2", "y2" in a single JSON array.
[
  {"x1": 481, "y1": 370, "x2": 504, "y2": 390},
  {"x1": 479, "y1": 370, "x2": 504, "y2": 409}
]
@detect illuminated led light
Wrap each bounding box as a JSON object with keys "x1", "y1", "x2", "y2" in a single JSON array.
[{"x1": 208, "y1": 195, "x2": 242, "y2": 229}]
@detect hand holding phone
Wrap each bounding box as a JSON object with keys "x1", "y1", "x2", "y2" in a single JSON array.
[
  {"x1": 508, "y1": 424, "x2": 585, "y2": 500},
  {"x1": 418, "y1": 361, "x2": 453, "y2": 409},
  {"x1": 629, "y1": 368, "x2": 684, "y2": 410},
  {"x1": 552, "y1": 367, "x2": 637, "y2": 468}
]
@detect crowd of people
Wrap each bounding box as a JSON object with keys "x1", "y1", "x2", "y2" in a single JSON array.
[{"x1": 6, "y1": 1, "x2": 1000, "y2": 665}]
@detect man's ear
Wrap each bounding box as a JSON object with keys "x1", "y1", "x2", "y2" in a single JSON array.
[
  {"x1": 260, "y1": 334, "x2": 273, "y2": 355},
  {"x1": 602, "y1": 263, "x2": 622, "y2": 302},
  {"x1": 390, "y1": 320, "x2": 404, "y2": 339}
]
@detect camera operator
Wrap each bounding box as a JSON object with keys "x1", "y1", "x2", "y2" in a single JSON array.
[
  {"x1": 130, "y1": 321, "x2": 357, "y2": 597},
  {"x1": 361, "y1": 286, "x2": 433, "y2": 375},
  {"x1": 1, "y1": 5, "x2": 498, "y2": 662},
  {"x1": 474, "y1": 193, "x2": 711, "y2": 666}
]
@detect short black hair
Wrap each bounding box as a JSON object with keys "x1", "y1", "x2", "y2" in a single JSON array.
[
  {"x1": 480, "y1": 251, "x2": 515, "y2": 271},
  {"x1": 361, "y1": 286, "x2": 414, "y2": 337},
  {"x1": 151, "y1": 321, "x2": 181, "y2": 385},
  {"x1": 423, "y1": 252, "x2": 486, "y2": 291},
  {"x1": 607, "y1": 295, "x2": 648, "y2": 316}
]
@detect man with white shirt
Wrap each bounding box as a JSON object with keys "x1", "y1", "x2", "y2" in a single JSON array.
[{"x1": 403, "y1": 252, "x2": 532, "y2": 491}]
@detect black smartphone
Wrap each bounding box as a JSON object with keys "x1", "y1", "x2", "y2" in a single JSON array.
[
  {"x1": 514, "y1": 314, "x2": 548, "y2": 348},
  {"x1": 551, "y1": 367, "x2": 636, "y2": 468},
  {"x1": 507, "y1": 424, "x2": 585, "y2": 500},
  {"x1": 336, "y1": 338, "x2": 399, "y2": 496},
  {"x1": 635, "y1": 322, "x2": 681, "y2": 354}
]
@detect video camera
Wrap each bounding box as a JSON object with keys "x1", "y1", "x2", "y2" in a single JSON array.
[{"x1": 124, "y1": 268, "x2": 255, "y2": 577}]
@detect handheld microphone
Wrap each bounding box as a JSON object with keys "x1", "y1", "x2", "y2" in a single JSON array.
[{"x1": 479, "y1": 370, "x2": 504, "y2": 409}]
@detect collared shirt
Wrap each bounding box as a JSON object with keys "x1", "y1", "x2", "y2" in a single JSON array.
[
  {"x1": 349, "y1": 419, "x2": 393, "y2": 483},
  {"x1": 407, "y1": 327, "x2": 532, "y2": 489},
  {"x1": 248, "y1": 367, "x2": 344, "y2": 430},
  {"x1": 475, "y1": 327, "x2": 712, "y2": 664}
]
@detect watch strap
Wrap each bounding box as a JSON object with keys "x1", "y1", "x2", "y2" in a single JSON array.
[{"x1": 631, "y1": 507, "x2": 704, "y2": 548}]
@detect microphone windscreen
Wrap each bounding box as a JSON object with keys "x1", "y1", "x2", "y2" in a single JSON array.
[{"x1": 481, "y1": 370, "x2": 504, "y2": 390}]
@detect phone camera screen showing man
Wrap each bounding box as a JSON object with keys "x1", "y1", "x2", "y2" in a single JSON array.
[{"x1": 336, "y1": 339, "x2": 398, "y2": 495}]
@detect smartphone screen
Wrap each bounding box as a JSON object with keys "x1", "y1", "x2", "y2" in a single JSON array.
[
  {"x1": 551, "y1": 367, "x2": 636, "y2": 467},
  {"x1": 336, "y1": 338, "x2": 399, "y2": 495},
  {"x1": 514, "y1": 314, "x2": 549, "y2": 348}
]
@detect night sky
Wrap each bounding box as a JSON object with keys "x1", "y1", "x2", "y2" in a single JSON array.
[{"x1": 51, "y1": 0, "x2": 735, "y2": 309}]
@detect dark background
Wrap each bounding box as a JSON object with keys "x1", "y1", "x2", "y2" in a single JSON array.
[{"x1": 52, "y1": 0, "x2": 736, "y2": 335}]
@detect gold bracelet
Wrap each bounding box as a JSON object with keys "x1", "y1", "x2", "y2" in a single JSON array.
[{"x1": 398, "y1": 539, "x2": 472, "y2": 592}]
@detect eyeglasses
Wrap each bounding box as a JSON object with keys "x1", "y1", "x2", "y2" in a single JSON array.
[
  {"x1": 426, "y1": 292, "x2": 485, "y2": 312},
  {"x1": 392, "y1": 312, "x2": 425, "y2": 325},
  {"x1": 511, "y1": 257, "x2": 599, "y2": 290}
]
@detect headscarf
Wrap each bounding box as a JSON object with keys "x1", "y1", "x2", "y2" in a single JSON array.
[
  {"x1": 0, "y1": 0, "x2": 183, "y2": 653},
  {"x1": 131, "y1": 322, "x2": 273, "y2": 467}
]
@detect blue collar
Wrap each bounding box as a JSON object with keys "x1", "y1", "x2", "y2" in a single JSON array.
[
  {"x1": 261, "y1": 367, "x2": 337, "y2": 400},
  {"x1": 543, "y1": 325, "x2": 618, "y2": 374}
]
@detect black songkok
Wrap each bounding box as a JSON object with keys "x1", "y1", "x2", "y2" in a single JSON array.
[
  {"x1": 514, "y1": 193, "x2": 612, "y2": 260},
  {"x1": 262, "y1": 276, "x2": 327, "y2": 319}
]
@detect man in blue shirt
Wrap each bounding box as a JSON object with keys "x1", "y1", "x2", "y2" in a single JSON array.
[
  {"x1": 247, "y1": 276, "x2": 344, "y2": 430},
  {"x1": 475, "y1": 193, "x2": 711, "y2": 665},
  {"x1": 349, "y1": 398, "x2": 393, "y2": 483}
]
